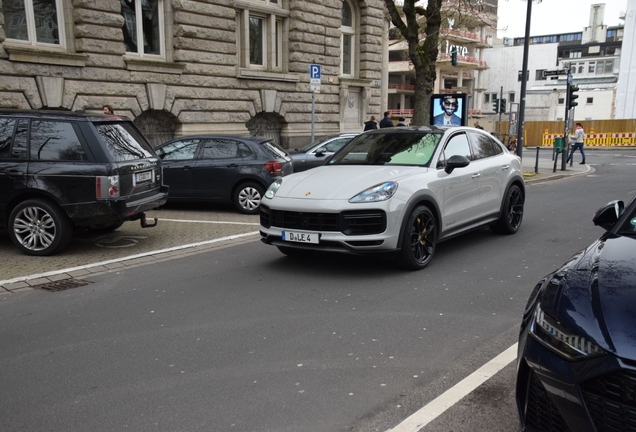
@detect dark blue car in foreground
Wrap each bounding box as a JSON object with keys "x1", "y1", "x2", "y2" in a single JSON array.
[{"x1": 516, "y1": 195, "x2": 636, "y2": 432}]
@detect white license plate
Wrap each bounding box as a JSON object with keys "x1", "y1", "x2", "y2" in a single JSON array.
[
  {"x1": 282, "y1": 230, "x2": 319, "y2": 244},
  {"x1": 135, "y1": 170, "x2": 153, "y2": 183}
]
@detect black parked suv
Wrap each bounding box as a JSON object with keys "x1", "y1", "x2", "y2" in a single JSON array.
[{"x1": 0, "y1": 109, "x2": 168, "y2": 256}]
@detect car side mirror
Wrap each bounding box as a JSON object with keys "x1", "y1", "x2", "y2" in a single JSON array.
[
  {"x1": 593, "y1": 200, "x2": 625, "y2": 231},
  {"x1": 315, "y1": 150, "x2": 324, "y2": 157},
  {"x1": 444, "y1": 155, "x2": 470, "y2": 174}
]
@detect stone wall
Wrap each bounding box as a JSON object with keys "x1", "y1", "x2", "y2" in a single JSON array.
[{"x1": 0, "y1": 0, "x2": 387, "y2": 148}]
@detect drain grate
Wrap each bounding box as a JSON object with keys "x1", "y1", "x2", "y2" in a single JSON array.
[{"x1": 31, "y1": 279, "x2": 93, "y2": 292}]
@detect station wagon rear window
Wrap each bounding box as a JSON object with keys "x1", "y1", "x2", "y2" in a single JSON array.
[{"x1": 95, "y1": 123, "x2": 155, "y2": 161}]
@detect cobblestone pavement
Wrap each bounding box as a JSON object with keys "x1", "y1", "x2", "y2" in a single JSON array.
[{"x1": 0, "y1": 203, "x2": 260, "y2": 292}]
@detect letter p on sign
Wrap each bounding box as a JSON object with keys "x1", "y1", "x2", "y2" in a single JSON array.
[{"x1": 310, "y1": 64, "x2": 321, "y2": 79}]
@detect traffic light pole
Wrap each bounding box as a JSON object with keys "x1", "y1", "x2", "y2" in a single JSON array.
[
  {"x1": 498, "y1": 86, "x2": 503, "y2": 136},
  {"x1": 562, "y1": 82, "x2": 570, "y2": 171}
]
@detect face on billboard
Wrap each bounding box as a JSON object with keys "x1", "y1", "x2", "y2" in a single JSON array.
[
  {"x1": 431, "y1": 95, "x2": 465, "y2": 126},
  {"x1": 442, "y1": 98, "x2": 458, "y2": 116}
]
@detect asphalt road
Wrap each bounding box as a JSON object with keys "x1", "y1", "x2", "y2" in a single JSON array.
[{"x1": 1, "y1": 149, "x2": 635, "y2": 432}]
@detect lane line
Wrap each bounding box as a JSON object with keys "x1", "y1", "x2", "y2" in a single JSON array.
[
  {"x1": 1, "y1": 231, "x2": 259, "y2": 287},
  {"x1": 386, "y1": 343, "x2": 518, "y2": 432},
  {"x1": 159, "y1": 218, "x2": 260, "y2": 225}
]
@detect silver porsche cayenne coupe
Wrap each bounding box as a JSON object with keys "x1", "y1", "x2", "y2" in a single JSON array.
[{"x1": 259, "y1": 126, "x2": 525, "y2": 270}]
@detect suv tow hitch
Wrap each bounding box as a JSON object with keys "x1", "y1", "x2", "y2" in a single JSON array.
[{"x1": 140, "y1": 213, "x2": 158, "y2": 228}]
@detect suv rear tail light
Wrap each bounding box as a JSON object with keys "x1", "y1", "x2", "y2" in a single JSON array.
[
  {"x1": 265, "y1": 161, "x2": 283, "y2": 174},
  {"x1": 96, "y1": 175, "x2": 120, "y2": 199}
]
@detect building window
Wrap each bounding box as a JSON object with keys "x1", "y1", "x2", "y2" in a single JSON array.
[
  {"x1": 121, "y1": 0, "x2": 164, "y2": 57},
  {"x1": 558, "y1": 98, "x2": 564, "y2": 105},
  {"x1": 238, "y1": 1, "x2": 286, "y2": 71},
  {"x1": 340, "y1": 0, "x2": 356, "y2": 77},
  {"x1": 2, "y1": 0, "x2": 64, "y2": 47},
  {"x1": 509, "y1": 92, "x2": 515, "y2": 103},
  {"x1": 517, "y1": 70, "x2": 529, "y2": 82},
  {"x1": 485, "y1": 93, "x2": 490, "y2": 103},
  {"x1": 605, "y1": 59, "x2": 614, "y2": 74},
  {"x1": 569, "y1": 51, "x2": 582, "y2": 58},
  {"x1": 586, "y1": 97, "x2": 593, "y2": 104},
  {"x1": 536, "y1": 69, "x2": 546, "y2": 80},
  {"x1": 588, "y1": 62, "x2": 595, "y2": 74}
]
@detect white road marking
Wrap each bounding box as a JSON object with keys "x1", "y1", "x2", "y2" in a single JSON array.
[
  {"x1": 386, "y1": 343, "x2": 518, "y2": 432},
  {"x1": 160, "y1": 218, "x2": 260, "y2": 225},
  {"x1": 0, "y1": 231, "x2": 259, "y2": 287}
]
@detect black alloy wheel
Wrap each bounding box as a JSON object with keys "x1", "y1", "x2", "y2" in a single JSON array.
[
  {"x1": 398, "y1": 205, "x2": 437, "y2": 270},
  {"x1": 491, "y1": 184, "x2": 524, "y2": 234},
  {"x1": 8, "y1": 198, "x2": 73, "y2": 256}
]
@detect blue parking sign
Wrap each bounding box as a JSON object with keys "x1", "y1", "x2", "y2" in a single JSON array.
[{"x1": 310, "y1": 64, "x2": 321, "y2": 79}]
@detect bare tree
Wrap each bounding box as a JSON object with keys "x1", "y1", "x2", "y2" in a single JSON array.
[{"x1": 383, "y1": 0, "x2": 487, "y2": 126}]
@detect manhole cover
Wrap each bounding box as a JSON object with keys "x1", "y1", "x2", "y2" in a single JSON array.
[{"x1": 31, "y1": 279, "x2": 93, "y2": 292}]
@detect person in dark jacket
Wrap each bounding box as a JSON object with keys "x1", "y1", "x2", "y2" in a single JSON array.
[
  {"x1": 379, "y1": 111, "x2": 394, "y2": 128},
  {"x1": 364, "y1": 116, "x2": 378, "y2": 131},
  {"x1": 396, "y1": 117, "x2": 407, "y2": 126}
]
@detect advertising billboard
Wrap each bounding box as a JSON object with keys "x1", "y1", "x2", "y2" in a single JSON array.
[{"x1": 430, "y1": 93, "x2": 468, "y2": 127}]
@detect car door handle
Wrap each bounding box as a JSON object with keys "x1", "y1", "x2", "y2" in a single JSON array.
[
  {"x1": 472, "y1": 173, "x2": 481, "y2": 179},
  {"x1": 226, "y1": 164, "x2": 239, "y2": 168},
  {"x1": 501, "y1": 165, "x2": 510, "y2": 171},
  {"x1": 6, "y1": 169, "x2": 24, "y2": 177},
  {"x1": 181, "y1": 165, "x2": 191, "y2": 170}
]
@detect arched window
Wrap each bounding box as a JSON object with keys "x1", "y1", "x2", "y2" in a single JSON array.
[{"x1": 340, "y1": 0, "x2": 355, "y2": 77}]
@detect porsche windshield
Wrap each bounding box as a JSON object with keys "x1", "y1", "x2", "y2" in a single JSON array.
[{"x1": 327, "y1": 132, "x2": 442, "y2": 166}]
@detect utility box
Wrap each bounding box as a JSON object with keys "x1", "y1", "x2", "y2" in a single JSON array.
[{"x1": 554, "y1": 137, "x2": 563, "y2": 154}]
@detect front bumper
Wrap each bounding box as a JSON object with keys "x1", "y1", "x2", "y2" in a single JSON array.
[
  {"x1": 259, "y1": 201, "x2": 405, "y2": 254},
  {"x1": 516, "y1": 325, "x2": 636, "y2": 432}
]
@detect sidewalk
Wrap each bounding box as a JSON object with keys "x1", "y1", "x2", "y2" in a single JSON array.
[{"x1": 520, "y1": 146, "x2": 591, "y2": 183}]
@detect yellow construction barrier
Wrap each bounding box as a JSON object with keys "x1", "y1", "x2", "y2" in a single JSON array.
[{"x1": 542, "y1": 132, "x2": 636, "y2": 147}]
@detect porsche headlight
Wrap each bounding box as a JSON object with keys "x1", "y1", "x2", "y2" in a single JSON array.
[
  {"x1": 265, "y1": 179, "x2": 282, "y2": 199},
  {"x1": 530, "y1": 303, "x2": 606, "y2": 359},
  {"x1": 349, "y1": 182, "x2": 398, "y2": 203}
]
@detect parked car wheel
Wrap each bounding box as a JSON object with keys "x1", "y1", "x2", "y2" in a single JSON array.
[
  {"x1": 398, "y1": 205, "x2": 437, "y2": 270},
  {"x1": 8, "y1": 199, "x2": 73, "y2": 256},
  {"x1": 234, "y1": 182, "x2": 264, "y2": 214},
  {"x1": 491, "y1": 184, "x2": 524, "y2": 234}
]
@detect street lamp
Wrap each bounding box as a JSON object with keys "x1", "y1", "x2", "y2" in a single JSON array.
[{"x1": 516, "y1": 0, "x2": 542, "y2": 160}]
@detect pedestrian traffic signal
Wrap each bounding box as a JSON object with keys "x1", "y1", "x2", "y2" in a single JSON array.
[
  {"x1": 500, "y1": 98, "x2": 507, "y2": 114},
  {"x1": 451, "y1": 48, "x2": 457, "y2": 66},
  {"x1": 492, "y1": 97, "x2": 499, "y2": 113},
  {"x1": 568, "y1": 84, "x2": 579, "y2": 109}
]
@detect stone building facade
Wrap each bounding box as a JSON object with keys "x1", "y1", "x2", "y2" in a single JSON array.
[{"x1": 0, "y1": 0, "x2": 387, "y2": 149}]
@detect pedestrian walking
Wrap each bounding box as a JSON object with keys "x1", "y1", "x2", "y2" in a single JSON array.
[
  {"x1": 396, "y1": 117, "x2": 407, "y2": 127},
  {"x1": 567, "y1": 122, "x2": 586, "y2": 164},
  {"x1": 473, "y1": 121, "x2": 484, "y2": 130},
  {"x1": 364, "y1": 116, "x2": 378, "y2": 131},
  {"x1": 379, "y1": 111, "x2": 394, "y2": 128}
]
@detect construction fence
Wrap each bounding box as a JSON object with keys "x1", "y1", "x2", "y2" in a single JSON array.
[{"x1": 495, "y1": 119, "x2": 636, "y2": 148}]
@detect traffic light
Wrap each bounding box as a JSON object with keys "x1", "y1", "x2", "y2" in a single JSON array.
[
  {"x1": 568, "y1": 84, "x2": 579, "y2": 109},
  {"x1": 492, "y1": 97, "x2": 499, "y2": 113},
  {"x1": 451, "y1": 48, "x2": 457, "y2": 66},
  {"x1": 500, "y1": 98, "x2": 507, "y2": 113}
]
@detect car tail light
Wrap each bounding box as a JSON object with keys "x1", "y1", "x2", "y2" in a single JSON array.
[
  {"x1": 96, "y1": 175, "x2": 120, "y2": 199},
  {"x1": 265, "y1": 161, "x2": 283, "y2": 174}
]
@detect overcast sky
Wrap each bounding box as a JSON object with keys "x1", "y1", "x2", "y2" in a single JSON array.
[{"x1": 496, "y1": 0, "x2": 626, "y2": 39}]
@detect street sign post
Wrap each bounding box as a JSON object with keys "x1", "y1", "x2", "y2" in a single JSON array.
[{"x1": 309, "y1": 64, "x2": 321, "y2": 141}]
